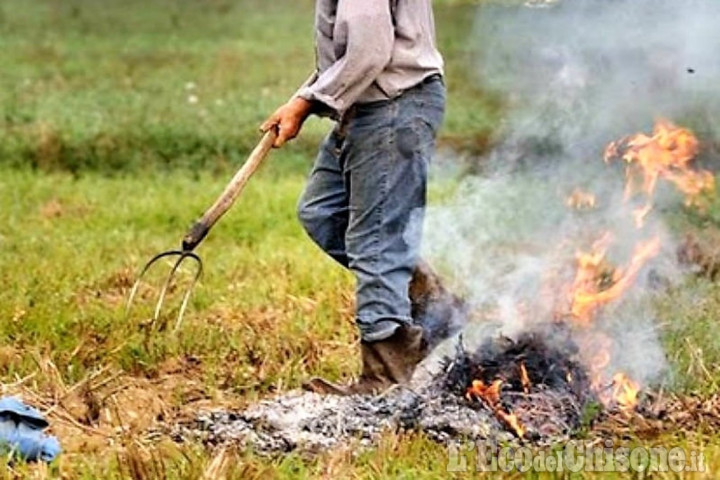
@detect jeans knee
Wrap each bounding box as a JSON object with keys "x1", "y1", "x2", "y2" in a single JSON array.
[
  {"x1": 298, "y1": 199, "x2": 333, "y2": 251},
  {"x1": 297, "y1": 198, "x2": 318, "y2": 235}
]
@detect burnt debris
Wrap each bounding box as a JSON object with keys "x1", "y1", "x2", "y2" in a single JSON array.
[
  {"x1": 170, "y1": 329, "x2": 598, "y2": 455},
  {"x1": 440, "y1": 329, "x2": 589, "y2": 398}
]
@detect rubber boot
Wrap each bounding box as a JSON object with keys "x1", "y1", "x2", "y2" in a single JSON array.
[{"x1": 304, "y1": 325, "x2": 428, "y2": 396}]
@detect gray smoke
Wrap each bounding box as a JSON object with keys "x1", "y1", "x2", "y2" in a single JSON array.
[
  {"x1": 424, "y1": 0, "x2": 720, "y2": 392},
  {"x1": 473, "y1": 0, "x2": 720, "y2": 167}
]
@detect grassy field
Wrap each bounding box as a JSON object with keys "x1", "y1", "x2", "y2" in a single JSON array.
[
  {"x1": 1, "y1": 0, "x2": 720, "y2": 478},
  {"x1": 0, "y1": 0, "x2": 499, "y2": 172}
]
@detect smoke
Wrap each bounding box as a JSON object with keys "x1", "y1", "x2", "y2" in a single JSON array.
[
  {"x1": 473, "y1": 0, "x2": 720, "y2": 166},
  {"x1": 424, "y1": 0, "x2": 720, "y2": 390}
]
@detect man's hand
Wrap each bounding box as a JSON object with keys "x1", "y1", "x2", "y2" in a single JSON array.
[{"x1": 260, "y1": 97, "x2": 314, "y2": 148}]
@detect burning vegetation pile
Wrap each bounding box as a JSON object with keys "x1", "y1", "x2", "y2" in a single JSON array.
[
  {"x1": 442, "y1": 118, "x2": 717, "y2": 442},
  {"x1": 169, "y1": 119, "x2": 718, "y2": 454},
  {"x1": 172, "y1": 332, "x2": 596, "y2": 454},
  {"x1": 448, "y1": 330, "x2": 592, "y2": 440}
]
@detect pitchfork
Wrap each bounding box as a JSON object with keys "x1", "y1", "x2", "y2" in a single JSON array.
[{"x1": 126, "y1": 129, "x2": 278, "y2": 332}]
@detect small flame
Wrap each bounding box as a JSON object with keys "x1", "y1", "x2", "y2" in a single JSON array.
[
  {"x1": 495, "y1": 410, "x2": 527, "y2": 438},
  {"x1": 570, "y1": 236, "x2": 661, "y2": 324},
  {"x1": 519, "y1": 362, "x2": 531, "y2": 394},
  {"x1": 583, "y1": 334, "x2": 613, "y2": 391},
  {"x1": 566, "y1": 188, "x2": 597, "y2": 210},
  {"x1": 606, "y1": 373, "x2": 640, "y2": 411},
  {"x1": 606, "y1": 118, "x2": 714, "y2": 209},
  {"x1": 567, "y1": 119, "x2": 709, "y2": 411},
  {"x1": 633, "y1": 203, "x2": 654, "y2": 229},
  {"x1": 466, "y1": 379, "x2": 526, "y2": 438},
  {"x1": 466, "y1": 379, "x2": 502, "y2": 406}
]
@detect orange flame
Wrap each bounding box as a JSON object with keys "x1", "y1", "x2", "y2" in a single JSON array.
[
  {"x1": 582, "y1": 334, "x2": 613, "y2": 391},
  {"x1": 495, "y1": 410, "x2": 527, "y2": 438},
  {"x1": 598, "y1": 373, "x2": 640, "y2": 411},
  {"x1": 568, "y1": 234, "x2": 659, "y2": 409},
  {"x1": 570, "y1": 236, "x2": 661, "y2": 323},
  {"x1": 633, "y1": 203, "x2": 654, "y2": 229},
  {"x1": 606, "y1": 118, "x2": 714, "y2": 209},
  {"x1": 566, "y1": 188, "x2": 597, "y2": 210},
  {"x1": 466, "y1": 379, "x2": 526, "y2": 438},
  {"x1": 466, "y1": 379, "x2": 502, "y2": 406},
  {"x1": 519, "y1": 362, "x2": 531, "y2": 394},
  {"x1": 566, "y1": 119, "x2": 710, "y2": 409},
  {"x1": 467, "y1": 119, "x2": 711, "y2": 424}
]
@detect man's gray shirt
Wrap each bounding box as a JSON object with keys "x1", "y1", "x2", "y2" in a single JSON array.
[{"x1": 298, "y1": 0, "x2": 444, "y2": 118}]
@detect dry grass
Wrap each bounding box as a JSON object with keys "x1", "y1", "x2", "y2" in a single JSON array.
[
  {"x1": 1, "y1": 168, "x2": 720, "y2": 478},
  {"x1": 1, "y1": 0, "x2": 720, "y2": 477}
]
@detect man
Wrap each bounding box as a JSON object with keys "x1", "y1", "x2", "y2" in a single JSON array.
[{"x1": 261, "y1": 0, "x2": 457, "y2": 395}]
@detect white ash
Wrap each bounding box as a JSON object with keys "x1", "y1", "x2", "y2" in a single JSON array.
[
  {"x1": 174, "y1": 388, "x2": 501, "y2": 455},
  {"x1": 170, "y1": 332, "x2": 586, "y2": 455}
]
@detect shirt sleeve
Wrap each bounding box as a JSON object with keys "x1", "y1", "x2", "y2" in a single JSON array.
[{"x1": 297, "y1": 0, "x2": 395, "y2": 118}]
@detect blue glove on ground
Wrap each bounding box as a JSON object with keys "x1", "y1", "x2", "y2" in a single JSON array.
[{"x1": 0, "y1": 397, "x2": 61, "y2": 462}]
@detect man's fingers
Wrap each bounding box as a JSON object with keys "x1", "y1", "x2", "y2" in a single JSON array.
[
  {"x1": 274, "y1": 128, "x2": 290, "y2": 148},
  {"x1": 261, "y1": 105, "x2": 305, "y2": 147},
  {"x1": 260, "y1": 113, "x2": 281, "y2": 133},
  {"x1": 274, "y1": 120, "x2": 300, "y2": 148},
  {"x1": 260, "y1": 119, "x2": 277, "y2": 133}
]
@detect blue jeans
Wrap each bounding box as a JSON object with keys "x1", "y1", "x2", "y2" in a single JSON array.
[{"x1": 298, "y1": 77, "x2": 446, "y2": 342}]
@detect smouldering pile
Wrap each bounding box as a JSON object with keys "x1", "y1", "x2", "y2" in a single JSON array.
[
  {"x1": 171, "y1": 331, "x2": 595, "y2": 454},
  {"x1": 448, "y1": 329, "x2": 593, "y2": 440}
]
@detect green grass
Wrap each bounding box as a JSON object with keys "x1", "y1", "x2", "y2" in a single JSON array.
[
  {"x1": 0, "y1": 166, "x2": 360, "y2": 386},
  {"x1": 0, "y1": 0, "x2": 499, "y2": 173},
  {"x1": 3, "y1": 162, "x2": 720, "y2": 479},
  {"x1": 1, "y1": 0, "x2": 720, "y2": 478}
]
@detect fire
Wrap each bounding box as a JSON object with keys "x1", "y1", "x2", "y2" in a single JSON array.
[
  {"x1": 566, "y1": 188, "x2": 597, "y2": 210},
  {"x1": 466, "y1": 379, "x2": 526, "y2": 438},
  {"x1": 568, "y1": 232, "x2": 658, "y2": 408},
  {"x1": 570, "y1": 236, "x2": 661, "y2": 323},
  {"x1": 566, "y1": 233, "x2": 612, "y2": 323},
  {"x1": 583, "y1": 334, "x2": 613, "y2": 391},
  {"x1": 519, "y1": 362, "x2": 531, "y2": 394},
  {"x1": 567, "y1": 119, "x2": 712, "y2": 410},
  {"x1": 605, "y1": 118, "x2": 714, "y2": 209},
  {"x1": 610, "y1": 373, "x2": 640, "y2": 411},
  {"x1": 465, "y1": 119, "x2": 714, "y2": 428},
  {"x1": 466, "y1": 379, "x2": 502, "y2": 406},
  {"x1": 633, "y1": 203, "x2": 653, "y2": 229},
  {"x1": 495, "y1": 410, "x2": 527, "y2": 438}
]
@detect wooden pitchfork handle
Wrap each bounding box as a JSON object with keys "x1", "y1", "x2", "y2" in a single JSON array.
[{"x1": 181, "y1": 129, "x2": 278, "y2": 251}]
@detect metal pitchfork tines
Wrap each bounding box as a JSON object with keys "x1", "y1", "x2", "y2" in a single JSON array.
[{"x1": 126, "y1": 130, "x2": 278, "y2": 332}]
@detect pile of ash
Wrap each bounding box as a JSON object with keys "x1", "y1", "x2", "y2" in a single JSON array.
[{"x1": 170, "y1": 330, "x2": 596, "y2": 455}]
